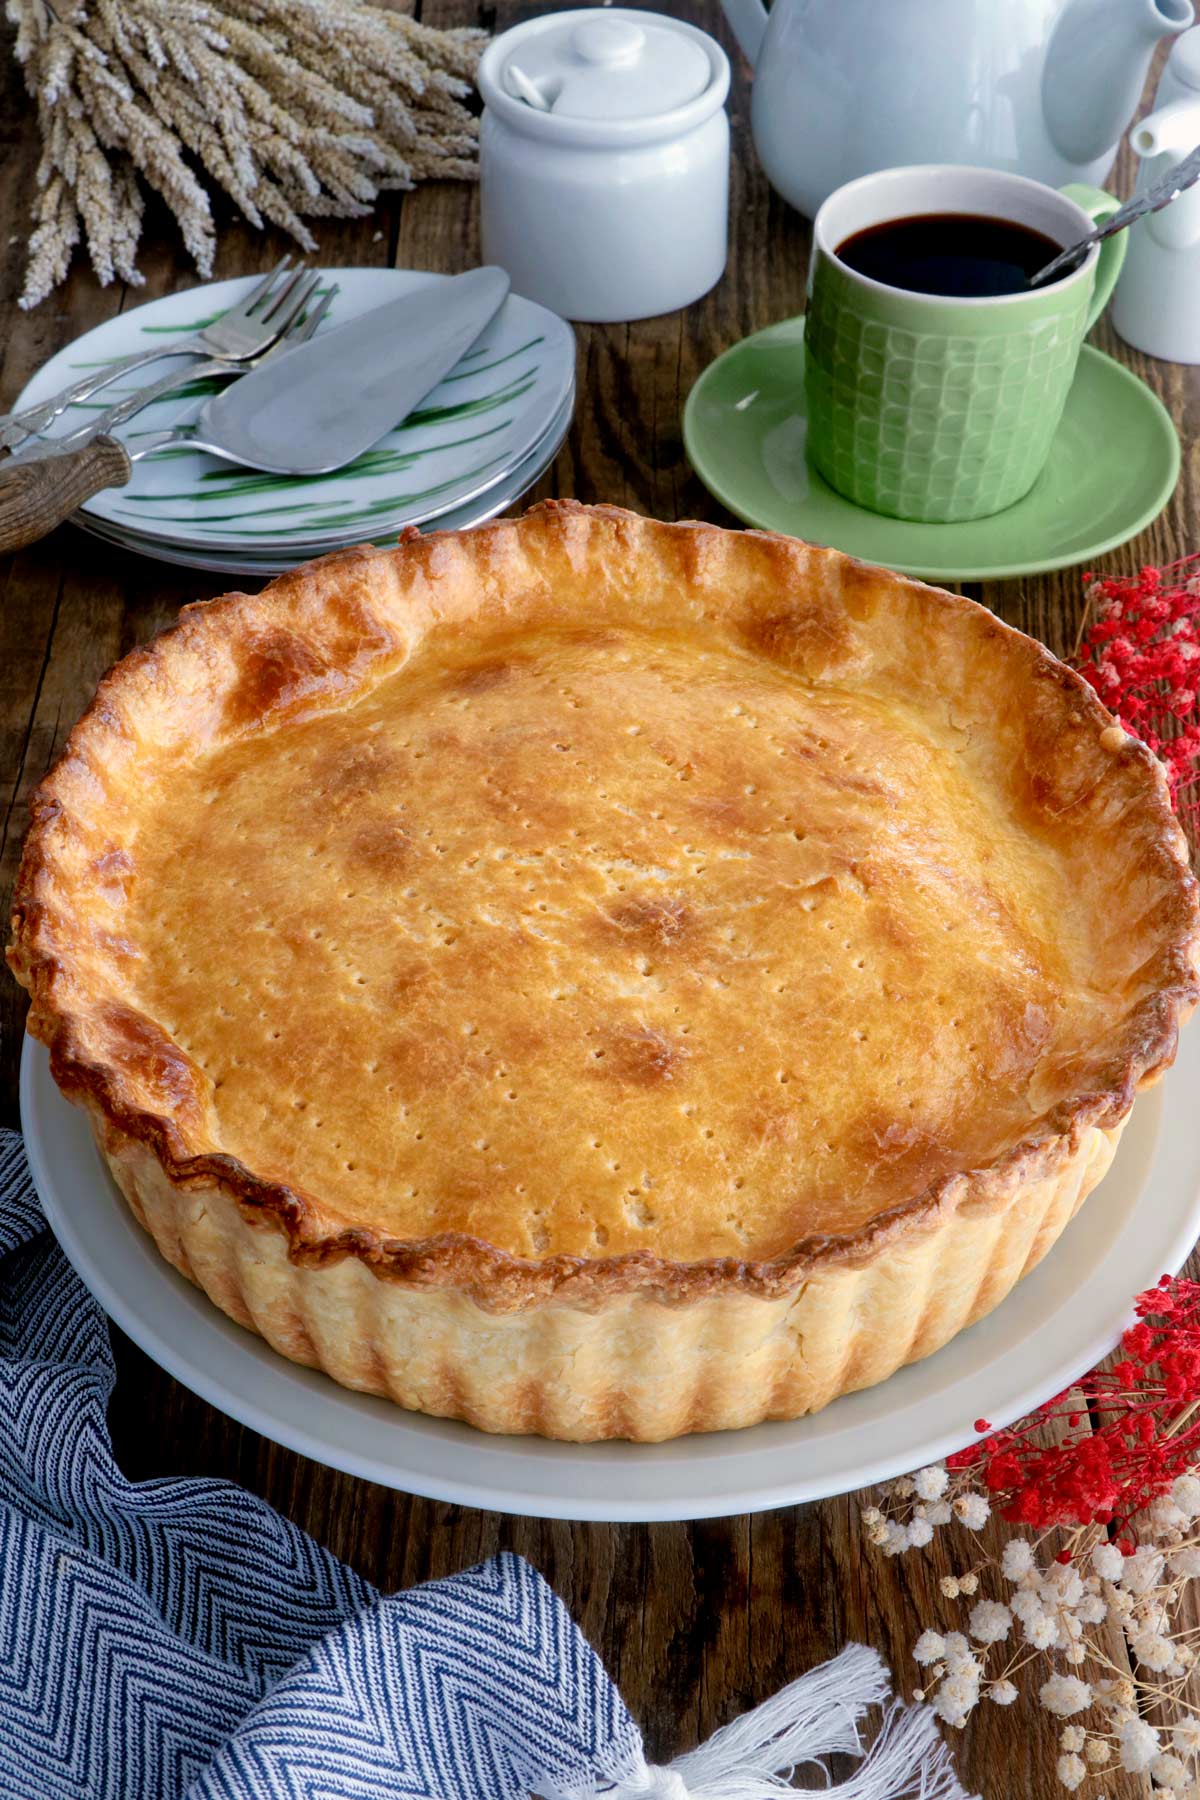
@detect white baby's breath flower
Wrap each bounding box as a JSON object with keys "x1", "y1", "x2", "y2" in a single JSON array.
[
  {"x1": 1074, "y1": 1593, "x2": 1107, "y2": 1625},
  {"x1": 1039, "y1": 1675, "x2": 1092, "y2": 1717},
  {"x1": 1040, "y1": 1563, "x2": 1084, "y2": 1609},
  {"x1": 1172, "y1": 1474, "x2": 1200, "y2": 1518},
  {"x1": 953, "y1": 1493, "x2": 990, "y2": 1529},
  {"x1": 931, "y1": 1669, "x2": 978, "y2": 1729},
  {"x1": 926, "y1": 1500, "x2": 952, "y2": 1526},
  {"x1": 913, "y1": 1465, "x2": 948, "y2": 1501},
  {"x1": 906, "y1": 1517, "x2": 934, "y2": 1548},
  {"x1": 1055, "y1": 1752, "x2": 1086, "y2": 1791},
  {"x1": 860, "y1": 1506, "x2": 883, "y2": 1527},
  {"x1": 939, "y1": 1576, "x2": 960, "y2": 1599},
  {"x1": 1024, "y1": 1611, "x2": 1061, "y2": 1650},
  {"x1": 892, "y1": 1477, "x2": 915, "y2": 1499},
  {"x1": 1130, "y1": 1629, "x2": 1176, "y2": 1672},
  {"x1": 1000, "y1": 1539, "x2": 1035, "y2": 1581},
  {"x1": 1118, "y1": 1716, "x2": 1160, "y2": 1773},
  {"x1": 1084, "y1": 1738, "x2": 1110, "y2": 1766},
  {"x1": 1168, "y1": 1546, "x2": 1200, "y2": 1578},
  {"x1": 1059, "y1": 1726, "x2": 1085, "y2": 1752},
  {"x1": 1091, "y1": 1542, "x2": 1124, "y2": 1581},
  {"x1": 934, "y1": 1679, "x2": 979, "y2": 1725},
  {"x1": 1094, "y1": 1676, "x2": 1135, "y2": 1712},
  {"x1": 957, "y1": 1572, "x2": 979, "y2": 1596},
  {"x1": 882, "y1": 1521, "x2": 910, "y2": 1556},
  {"x1": 1104, "y1": 1584, "x2": 1134, "y2": 1620},
  {"x1": 1172, "y1": 1719, "x2": 1200, "y2": 1756},
  {"x1": 968, "y1": 1600, "x2": 1012, "y2": 1645},
  {"x1": 1133, "y1": 1599, "x2": 1169, "y2": 1637},
  {"x1": 1152, "y1": 1753, "x2": 1189, "y2": 1790},
  {"x1": 913, "y1": 1630, "x2": 946, "y2": 1666},
  {"x1": 1150, "y1": 1498, "x2": 1188, "y2": 1535},
  {"x1": 1010, "y1": 1588, "x2": 1044, "y2": 1625},
  {"x1": 942, "y1": 1633, "x2": 971, "y2": 1664},
  {"x1": 1063, "y1": 1643, "x2": 1087, "y2": 1666},
  {"x1": 987, "y1": 1680, "x2": 1018, "y2": 1705},
  {"x1": 1119, "y1": 1546, "x2": 1164, "y2": 1594}
]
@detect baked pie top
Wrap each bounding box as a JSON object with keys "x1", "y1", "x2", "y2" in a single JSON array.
[{"x1": 10, "y1": 504, "x2": 1198, "y2": 1306}]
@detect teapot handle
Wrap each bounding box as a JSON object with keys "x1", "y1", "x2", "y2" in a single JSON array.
[
  {"x1": 1058, "y1": 184, "x2": 1130, "y2": 331},
  {"x1": 719, "y1": 0, "x2": 768, "y2": 66}
]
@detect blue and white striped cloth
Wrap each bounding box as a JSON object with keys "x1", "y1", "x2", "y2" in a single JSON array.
[
  {"x1": 0, "y1": 1127, "x2": 972, "y2": 1800},
  {"x1": 0, "y1": 1128, "x2": 643, "y2": 1800}
]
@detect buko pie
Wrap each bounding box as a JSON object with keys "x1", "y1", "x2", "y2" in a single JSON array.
[{"x1": 10, "y1": 505, "x2": 1199, "y2": 1440}]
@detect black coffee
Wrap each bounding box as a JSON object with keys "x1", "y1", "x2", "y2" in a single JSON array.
[{"x1": 834, "y1": 213, "x2": 1063, "y2": 298}]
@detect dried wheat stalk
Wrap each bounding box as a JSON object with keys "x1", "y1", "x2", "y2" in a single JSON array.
[{"x1": 7, "y1": 0, "x2": 486, "y2": 307}]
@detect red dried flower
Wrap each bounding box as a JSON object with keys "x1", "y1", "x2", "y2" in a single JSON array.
[
  {"x1": 949, "y1": 1275, "x2": 1200, "y2": 1530},
  {"x1": 1073, "y1": 557, "x2": 1200, "y2": 833}
]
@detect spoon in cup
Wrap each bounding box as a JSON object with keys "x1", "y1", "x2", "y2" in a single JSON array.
[{"x1": 1030, "y1": 142, "x2": 1200, "y2": 287}]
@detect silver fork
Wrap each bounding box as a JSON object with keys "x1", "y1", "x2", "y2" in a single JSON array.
[
  {"x1": 0, "y1": 257, "x2": 312, "y2": 452},
  {"x1": 13, "y1": 272, "x2": 327, "y2": 462},
  {"x1": 0, "y1": 285, "x2": 340, "y2": 553}
]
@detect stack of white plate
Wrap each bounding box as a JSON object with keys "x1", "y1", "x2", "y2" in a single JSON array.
[{"x1": 12, "y1": 269, "x2": 576, "y2": 578}]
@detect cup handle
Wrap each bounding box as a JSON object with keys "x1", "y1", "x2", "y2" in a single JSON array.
[{"x1": 1058, "y1": 184, "x2": 1129, "y2": 332}]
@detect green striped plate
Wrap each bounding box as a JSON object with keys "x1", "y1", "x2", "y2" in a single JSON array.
[
  {"x1": 70, "y1": 384, "x2": 575, "y2": 578},
  {"x1": 14, "y1": 268, "x2": 575, "y2": 555}
]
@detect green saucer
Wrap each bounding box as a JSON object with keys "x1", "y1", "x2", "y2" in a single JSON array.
[{"x1": 683, "y1": 318, "x2": 1179, "y2": 582}]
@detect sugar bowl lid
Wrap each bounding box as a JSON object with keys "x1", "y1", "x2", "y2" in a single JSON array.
[
  {"x1": 478, "y1": 8, "x2": 729, "y2": 142},
  {"x1": 502, "y1": 13, "x2": 711, "y2": 119}
]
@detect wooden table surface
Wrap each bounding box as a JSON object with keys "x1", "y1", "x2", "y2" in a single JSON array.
[{"x1": 1, "y1": 10, "x2": 1195, "y2": 1797}]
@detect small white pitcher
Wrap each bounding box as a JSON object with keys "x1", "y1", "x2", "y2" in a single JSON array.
[{"x1": 1113, "y1": 27, "x2": 1200, "y2": 362}]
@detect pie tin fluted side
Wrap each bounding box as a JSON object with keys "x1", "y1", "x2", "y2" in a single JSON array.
[{"x1": 99, "y1": 1116, "x2": 1119, "y2": 1442}]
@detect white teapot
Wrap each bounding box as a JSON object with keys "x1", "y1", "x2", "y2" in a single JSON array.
[{"x1": 720, "y1": 0, "x2": 1194, "y2": 218}]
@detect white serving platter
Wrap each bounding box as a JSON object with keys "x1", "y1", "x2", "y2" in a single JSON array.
[{"x1": 21, "y1": 1027, "x2": 1200, "y2": 1522}]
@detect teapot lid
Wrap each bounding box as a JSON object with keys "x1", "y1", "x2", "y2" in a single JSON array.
[{"x1": 498, "y1": 9, "x2": 713, "y2": 121}]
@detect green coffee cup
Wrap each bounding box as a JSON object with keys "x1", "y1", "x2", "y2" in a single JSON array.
[{"x1": 804, "y1": 165, "x2": 1128, "y2": 524}]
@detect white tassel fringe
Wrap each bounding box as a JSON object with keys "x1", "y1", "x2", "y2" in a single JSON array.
[{"x1": 535, "y1": 1643, "x2": 978, "y2": 1800}]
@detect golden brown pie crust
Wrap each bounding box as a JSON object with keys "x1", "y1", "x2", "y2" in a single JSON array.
[{"x1": 8, "y1": 503, "x2": 1199, "y2": 1439}]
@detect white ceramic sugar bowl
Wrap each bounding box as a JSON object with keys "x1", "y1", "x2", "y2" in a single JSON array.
[{"x1": 476, "y1": 10, "x2": 730, "y2": 323}]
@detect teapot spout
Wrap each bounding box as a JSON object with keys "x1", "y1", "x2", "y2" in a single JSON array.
[
  {"x1": 1043, "y1": 0, "x2": 1194, "y2": 166},
  {"x1": 718, "y1": 0, "x2": 768, "y2": 67}
]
